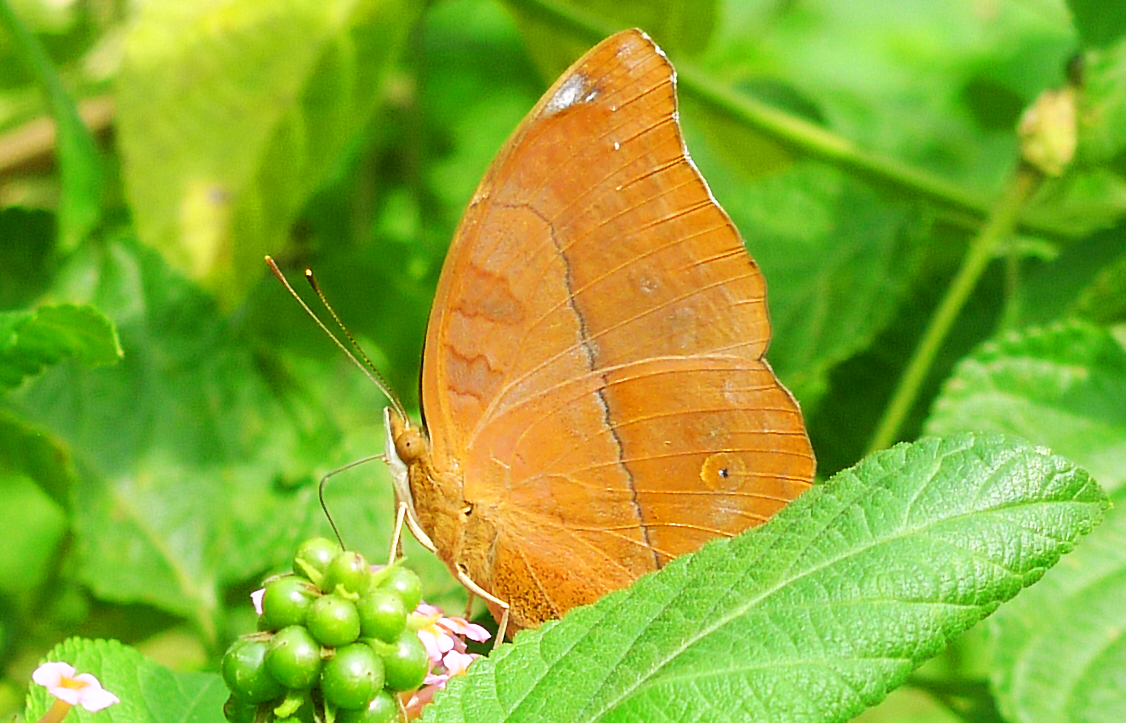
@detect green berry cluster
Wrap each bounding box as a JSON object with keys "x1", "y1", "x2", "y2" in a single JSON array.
[{"x1": 221, "y1": 538, "x2": 430, "y2": 723}]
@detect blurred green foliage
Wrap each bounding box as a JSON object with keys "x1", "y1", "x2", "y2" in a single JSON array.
[{"x1": 1, "y1": 0, "x2": 1125, "y2": 721}]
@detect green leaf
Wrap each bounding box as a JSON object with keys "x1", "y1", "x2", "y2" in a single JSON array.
[
  {"x1": 1072, "y1": 245, "x2": 1126, "y2": 323},
  {"x1": 706, "y1": 1, "x2": 1073, "y2": 192},
  {"x1": 1017, "y1": 226, "x2": 1125, "y2": 327},
  {"x1": 1068, "y1": 0, "x2": 1126, "y2": 49},
  {"x1": 506, "y1": 0, "x2": 717, "y2": 70},
  {"x1": 422, "y1": 434, "x2": 1106, "y2": 723},
  {"x1": 1015, "y1": 41, "x2": 1126, "y2": 237},
  {"x1": 0, "y1": 468, "x2": 68, "y2": 594},
  {"x1": 926, "y1": 320, "x2": 1126, "y2": 494},
  {"x1": 0, "y1": 0, "x2": 105, "y2": 251},
  {"x1": 22, "y1": 637, "x2": 227, "y2": 723},
  {"x1": 115, "y1": 0, "x2": 420, "y2": 308},
  {"x1": 0, "y1": 304, "x2": 122, "y2": 391},
  {"x1": 1077, "y1": 39, "x2": 1126, "y2": 164},
  {"x1": 850, "y1": 684, "x2": 966, "y2": 723},
  {"x1": 988, "y1": 486, "x2": 1126, "y2": 723},
  {"x1": 0, "y1": 410, "x2": 75, "y2": 511},
  {"x1": 1022, "y1": 168, "x2": 1126, "y2": 238},
  {"x1": 8, "y1": 237, "x2": 416, "y2": 642},
  {"x1": 0, "y1": 208, "x2": 56, "y2": 309},
  {"x1": 924, "y1": 322, "x2": 1126, "y2": 723}
]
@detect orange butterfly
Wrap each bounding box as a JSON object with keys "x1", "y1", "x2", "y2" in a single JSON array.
[
  {"x1": 272, "y1": 29, "x2": 814, "y2": 639},
  {"x1": 382, "y1": 29, "x2": 814, "y2": 636}
]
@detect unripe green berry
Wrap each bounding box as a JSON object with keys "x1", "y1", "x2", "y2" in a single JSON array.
[
  {"x1": 307, "y1": 593, "x2": 361, "y2": 647},
  {"x1": 321, "y1": 643, "x2": 384, "y2": 709},
  {"x1": 379, "y1": 629, "x2": 429, "y2": 692},
  {"x1": 356, "y1": 589, "x2": 408, "y2": 643},
  {"x1": 323, "y1": 551, "x2": 372, "y2": 596},
  {"x1": 293, "y1": 537, "x2": 342, "y2": 585},
  {"x1": 223, "y1": 694, "x2": 260, "y2": 723},
  {"x1": 221, "y1": 639, "x2": 283, "y2": 703},
  {"x1": 336, "y1": 690, "x2": 398, "y2": 723},
  {"x1": 265, "y1": 625, "x2": 322, "y2": 689},
  {"x1": 377, "y1": 566, "x2": 422, "y2": 613},
  {"x1": 260, "y1": 576, "x2": 318, "y2": 631}
]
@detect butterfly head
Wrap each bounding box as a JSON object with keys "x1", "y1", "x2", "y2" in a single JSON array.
[
  {"x1": 383, "y1": 407, "x2": 426, "y2": 516},
  {"x1": 385, "y1": 407, "x2": 428, "y2": 465}
]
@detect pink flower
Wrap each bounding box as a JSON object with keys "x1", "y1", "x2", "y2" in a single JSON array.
[
  {"x1": 413, "y1": 604, "x2": 490, "y2": 664},
  {"x1": 404, "y1": 603, "x2": 490, "y2": 718},
  {"x1": 33, "y1": 662, "x2": 119, "y2": 723},
  {"x1": 438, "y1": 615, "x2": 491, "y2": 644},
  {"x1": 441, "y1": 649, "x2": 476, "y2": 678},
  {"x1": 250, "y1": 588, "x2": 265, "y2": 616},
  {"x1": 420, "y1": 647, "x2": 479, "y2": 688}
]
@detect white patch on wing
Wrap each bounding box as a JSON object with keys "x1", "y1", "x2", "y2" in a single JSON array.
[{"x1": 544, "y1": 73, "x2": 594, "y2": 114}]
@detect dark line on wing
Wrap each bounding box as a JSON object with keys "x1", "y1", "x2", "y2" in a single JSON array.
[
  {"x1": 538, "y1": 205, "x2": 658, "y2": 568},
  {"x1": 471, "y1": 213, "x2": 752, "y2": 437}
]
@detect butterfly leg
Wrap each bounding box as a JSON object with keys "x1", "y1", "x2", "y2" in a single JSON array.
[
  {"x1": 452, "y1": 567, "x2": 510, "y2": 646},
  {"x1": 395, "y1": 500, "x2": 440, "y2": 557},
  {"x1": 387, "y1": 501, "x2": 409, "y2": 566},
  {"x1": 393, "y1": 501, "x2": 510, "y2": 645}
]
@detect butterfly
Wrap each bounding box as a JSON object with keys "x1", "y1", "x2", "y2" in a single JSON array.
[{"x1": 276, "y1": 28, "x2": 814, "y2": 639}]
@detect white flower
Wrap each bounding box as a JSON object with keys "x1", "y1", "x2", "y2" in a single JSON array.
[{"x1": 33, "y1": 662, "x2": 120, "y2": 712}]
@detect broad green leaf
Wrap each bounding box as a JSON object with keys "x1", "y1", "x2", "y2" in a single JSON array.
[
  {"x1": 116, "y1": 0, "x2": 419, "y2": 308},
  {"x1": 0, "y1": 304, "x2": 121, "y2": 391},
  {"x1": 1017, "y1": 225, "x2": 1126, "y2": 327},
  {"x1": 9, "y1": 240, "x2": 318, "y2": 627},
  {"x1": 0, "y1": 410, "x2": 75, "y2": 511},
  {"x1": 7, "y1": 237, "x2": 437, "y2": 641},
  {"x1": 1022, "y1": 169, "x2": 1126, "y2": 240},
  {"x1": 422, "y1": 434, "x2": 1105, "y2": 723},
  {"x1": 926, "y1": 320, "x2": 1126, "y2": 494},
  {"x1": 925, "y1": 322, "x2": 1126, "y2": 723},
  {"x1": 0, "y1": 469, "x2": 67, "y2": 594},
  {"x1": 0, "y1": 0, "x2": 104, "y2": 251},
  {"x1": 1072, "y1": 244, "x2": 1126, "y2": 323},
  {"x1": 1067, "y1": 0, "x2": 1126, "y2": 49},
  {"x1": 988, "y1": 487, "x2": 1126, "y2": 723},
  {"x1": 683, "y1": 89, "x2": 797, "y2": 182},
  {"x1": 22, "y1": 637, "x2": 227, "y2": 723},
  {"x1": 0, "y1": 208, "x2": 56, "y2": 309},
  {"x1": 1077, "y1": 38, "x2": 1126, "y2": 164}
]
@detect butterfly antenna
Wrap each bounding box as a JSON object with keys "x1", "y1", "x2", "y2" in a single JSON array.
[
  {"x1": 317, "y1": 455, "x2": 383, "y2": 549},
  {"x1": 264, "y1": 256, "x2": 410, "y2": 422}
]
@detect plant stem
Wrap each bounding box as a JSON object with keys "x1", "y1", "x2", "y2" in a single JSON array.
[
  {"x1": 674, "y1": 63, "x2": 987, "y2": 222},
  {"x1": 35, "y1": 699, "x2": 71, "y2": 723},
  {"x1": 866, "y1": 164, "x2": 1043, "y2": 454},
  {"x1": 508, "y1": 0, "x2": 1072, "y2": 239}
]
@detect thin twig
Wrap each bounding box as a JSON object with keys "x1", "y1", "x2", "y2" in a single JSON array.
[{"x1": 867, "y1": 163, "x2": 1043, "y2": 453}]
